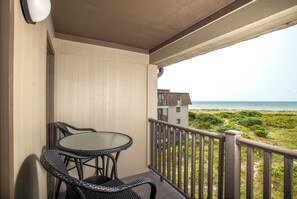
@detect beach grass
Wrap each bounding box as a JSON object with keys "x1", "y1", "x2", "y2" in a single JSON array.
[{"x1": 188, "y1": 109, "x2": 297, "y2": 198}]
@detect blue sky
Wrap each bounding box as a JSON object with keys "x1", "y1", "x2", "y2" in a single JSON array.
[{"x1": 158, "y1": 24, "x2": 297, "y2": 101}]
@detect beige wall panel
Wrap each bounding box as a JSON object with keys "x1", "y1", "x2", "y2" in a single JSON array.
[
  {"x1": 168, "y1": 106, "x2": 189, "y2": 127},
  {"x1": 55, "y1": 39, "x2": 150, "y2": 176},
  {"x1": 146, "y1": 65, "x2": 158, "y2": 164},
  {"x1": 13, "y1": 0, "x2": 55, "y2": 198}
]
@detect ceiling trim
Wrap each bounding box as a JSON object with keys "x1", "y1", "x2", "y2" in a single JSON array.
[
  {"x1": 149, "y1": 0, "x2": 253, "y2": 54},
  {"x1": 55, "y1": 32, "x2": 149, "y2": 54}
]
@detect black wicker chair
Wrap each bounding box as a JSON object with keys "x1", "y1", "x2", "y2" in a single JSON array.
[
  {"x1": 55, "y1": 122, "x2": 100, "y2": 175},
  {"x1": 54, "y1": 122, "x2": 103, "y2": 198},
  {"x1": 55, "y1": 122, "x2": 97, "y2": 137},
  {"x1": 40, "y1": 150, "x2": 157, "y2": 199}
]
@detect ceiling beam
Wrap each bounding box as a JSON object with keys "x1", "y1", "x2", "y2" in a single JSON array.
[
  {"x1": 150, "y1": 0, "x2": 297, "y2": 67},
  {"x1": 56, "y1": 32, "x2": 149, "y2": 54}
]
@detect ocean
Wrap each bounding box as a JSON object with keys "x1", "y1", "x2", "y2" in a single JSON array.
[{"x1": 189, "y1": 101, "x2": 297, "y2": 110}]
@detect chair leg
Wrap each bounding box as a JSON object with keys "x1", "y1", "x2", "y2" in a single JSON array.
[
  {"x1": 55, "y1": 179, "x2": 63, "y2": 199},
  {"x1": 74, "y1": 158, "x2": 84, "y2": 179},
  {"x1": 95, "y1": 157, "x2": 99, "y2": 176}
]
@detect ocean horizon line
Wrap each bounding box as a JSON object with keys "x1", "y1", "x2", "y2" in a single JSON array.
[
  {"x1": 189, "y1": 101, "x2": 297, "y2": 110},
  {"x1": 191, "y1": 100, "x2": 297, "y2": 102}
]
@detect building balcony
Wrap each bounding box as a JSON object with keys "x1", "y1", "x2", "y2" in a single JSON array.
[
  {"x1": 56, "y1": 118, "x2": 297, "y2": 198},
  {"x1": 158, "y1": 115, "x2": 168, "y2": 122},
  {"x1": 147, "y1": 118, "x2": 297, "y2": 199},
  {"x1": 158, "y1": 100, "x2": 168, "y2": 106}
]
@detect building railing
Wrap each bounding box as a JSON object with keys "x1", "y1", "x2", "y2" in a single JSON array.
[
  {"x1": 149, "y1": 119, "x2": 297, "y2": 199},
  {"x1": 149, "y1": 118, "x2": 225, "y2": 199},
  {"x1": 157, "y1": 115, "x2": 168, "y2": 122},
  {"x1": 158, "y1": 99, "x2": 167, "y2": 106}
]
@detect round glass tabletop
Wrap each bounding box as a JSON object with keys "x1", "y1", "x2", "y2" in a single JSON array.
[{"x1": 57, "y1": 131, "x2": 133, "y2": 156}]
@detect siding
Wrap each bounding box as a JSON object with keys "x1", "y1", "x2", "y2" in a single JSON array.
[
  {"x1": 168, "y1": 106, "x2": 189, "y2": 127},
  {"x1": 54, "y1": 39, "x2": 157, "y2": 177},
  {"x1": 13, "y1": 0, "x2": 55, "y2": 198}
]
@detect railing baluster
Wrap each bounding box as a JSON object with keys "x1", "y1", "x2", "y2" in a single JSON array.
[
  {"x1": 191, "y1": 133, "x2": 196, "y2": 199},
  {"x1": 162, "y1": 125, "x2": 167, "y2": 176},
  {"x1": 167, "y1": 127, "x2": 171, "y2": 180},
  {"x1": 284, "y1": 157, "x2": 293, "y2": 199},
  {"x1": 178, "y1": 129, "x2": 182, "y2": 188},
  {"x1": 199, "y1": 135, "x2": 205, "y2": 199},
  {"x1": 154, "y1": 122, "x2": 158, "y2": 168},
  {"x1": 150, "y1": 121, "x2": 155, "y2": 167},
  {"x1": 208, "y1": 138, "x2": 214, "y2": 199},
  {"x1": 246, "y1": 147, "x2": 254, "y2": 199},
  {"x1": 158, "y1": 124, "x2": 161, "y2": 172},
  {"x1": 263, "y1": 151, "x2": 272, "y2": 199},
  {"x1": 218, "y1": 138, "x2": 224, "y2": 199},
  {"x1": 172, "y1": 128, "x2": 176, "y2": 185},
  {"x1": 184, "y1": 131, "x2": 189, "y2": 194}
]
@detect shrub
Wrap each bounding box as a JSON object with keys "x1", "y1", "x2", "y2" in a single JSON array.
[
  {"x1": 217, "y1": 112, "x2": 235, "y2": 119},
  {"x1": 249, "y1": 125, "x2": 266, "y2": 131},
  {"x1": 239, "y1": 110, "x2": 262, "y2": 117},
  {"x1": 188, "y1": 111, "x2": 196, "y2": 121},
  {"x1": 254, "y1": 130, "x2": 268, "y2": 137},
  {"x1": 264, "y1": 116, "x2": 297, "y2": 129},
  {"x1": 196, "y1": 113, "x2": 224, "y2": 125},
  {"x1": 239, "y1": 118, "x2": 263, "y2": 127},
  {"x1": 217, "y1": 124, "x2": 240, "y2": 133},
  {"x1": 195, "y1": 122, "x2": 212, "y2": 130}
]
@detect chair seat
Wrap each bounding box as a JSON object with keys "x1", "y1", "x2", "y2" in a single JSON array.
[
  {"x1": 83, "y1": 178, "x2": 142, "y2": 199},
  {"x1": 84, "y1": 175, "x2": 111, "y2": 184}
]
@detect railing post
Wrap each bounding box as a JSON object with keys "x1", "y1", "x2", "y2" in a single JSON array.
[{"x1": 225, "y1": 130, "x2": 242, "y2": 199}]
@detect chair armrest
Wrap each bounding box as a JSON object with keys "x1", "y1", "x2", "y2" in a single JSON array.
[
  {"x1": 82, "y1": 178, "x2": 156, "y2": 199},
  {"x1": 58, "y1": 150, "x2": 97, "y2": 159},
  {"x1": 66, "y1": 123, "x2": 96, "y2": 132}
]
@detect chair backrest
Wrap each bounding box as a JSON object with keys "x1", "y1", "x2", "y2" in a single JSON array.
[
  {"x1": 55, "y1": 122, "x2": 73, "y2": 137},
  {"x1": 55, "y1": 121, "x2": 96, "y2": 137},
  {"x1": 40, "y1": 150, "x2": 86, "y2": 199}
]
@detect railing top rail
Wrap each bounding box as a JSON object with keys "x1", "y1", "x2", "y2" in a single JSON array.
[
  {"x1": 238, "y1": 137, "x2": 297, "y2": 159},
  {"x1": 149, "y1": 118, "x2": 225, "y2": 140}
]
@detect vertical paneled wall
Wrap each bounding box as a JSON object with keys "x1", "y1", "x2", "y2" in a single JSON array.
[
  {"x1": 55, "y1": 39, "x2": 156, "y2": 176},
  {"x1": 13, "y1": 0, "x2": 55, "y2": 198}
]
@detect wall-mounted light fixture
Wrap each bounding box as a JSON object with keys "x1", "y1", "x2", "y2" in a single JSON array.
[{"x1": 20, "y1": 0, "x2": 51, "y2": 24}]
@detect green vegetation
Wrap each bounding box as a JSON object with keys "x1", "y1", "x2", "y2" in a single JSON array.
[
  {"x1": 187, "y1": 109, "x2": 297, "y2": 198},
  {"x1": 189, "y1": 109, "x2": 297, "y2": 142}
]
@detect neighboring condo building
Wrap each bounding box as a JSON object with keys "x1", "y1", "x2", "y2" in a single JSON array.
[{"x1": 157, "y1": 89, "x2": 192, "y2": 127}]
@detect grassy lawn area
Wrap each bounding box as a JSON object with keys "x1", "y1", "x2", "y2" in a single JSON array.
[{"x1": 187, "y1": 109, "x2": 297, "y2": 198}]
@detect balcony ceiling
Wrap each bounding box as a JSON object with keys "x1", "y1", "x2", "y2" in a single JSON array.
[{"x1": 51, "y1": 0, "x2": 237, "y2": 52}]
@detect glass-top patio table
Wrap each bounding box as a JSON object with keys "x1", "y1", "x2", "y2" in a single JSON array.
[{"x1": 56, "y1": 131, "x2": 133, "y2": 180}]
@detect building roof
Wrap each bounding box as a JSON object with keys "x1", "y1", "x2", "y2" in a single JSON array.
[{"x1": 158, "y1": 89, "x2": 192, "y2": 106}]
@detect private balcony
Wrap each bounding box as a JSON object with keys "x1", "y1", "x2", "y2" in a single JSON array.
[
  {"x1": 2, "y1": 0, "x2": 297, "y2": 198},
  {"x1": 55, "y1": 119, "x2": 297, "y2": 199}
]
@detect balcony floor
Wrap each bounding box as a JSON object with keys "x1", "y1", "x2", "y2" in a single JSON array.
[
  {"x1": 122, "y1": 171, "x2": 186, "y2": 199},
  {"x1": 58, "y1": 171, "x2": 186, "y2": 199}
]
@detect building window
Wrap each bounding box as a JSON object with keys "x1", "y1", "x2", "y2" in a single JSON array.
[
  {"x1": 176, "y1": 95, "x2": 181, "y2": 101},
  {"x1": 158, "y1": 93, "x2": 164, "y2": 100},
  {"x1": 176, "y1": 107, "x2": 181, "y2": 112},
  {"x1": 176, "y1": 119, "x2": 181, "y2": 124}
]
